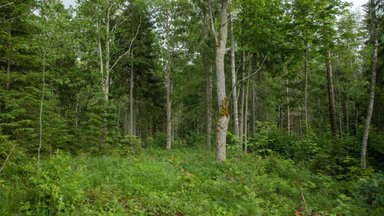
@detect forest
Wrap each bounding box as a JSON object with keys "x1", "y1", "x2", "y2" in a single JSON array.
[{"x1": 0, "y1": 0, "x2": 383, "y2": 215}]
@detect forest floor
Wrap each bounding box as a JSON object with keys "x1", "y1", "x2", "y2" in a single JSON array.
[{"x1": 1, "y1": 147, "x2": 367, "y2": 215}]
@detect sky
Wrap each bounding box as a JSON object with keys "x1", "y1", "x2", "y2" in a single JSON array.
[
  {"x1": 348, "y1": 0, "x2": 366, "y2": 10},
  {"x1": 62, "y1": 0, "x2": 76, "y2": 8}
]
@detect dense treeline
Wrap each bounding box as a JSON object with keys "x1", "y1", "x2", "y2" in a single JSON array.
[{"x1": 0, "y1": 0, "x2": 383, "y2": 215}]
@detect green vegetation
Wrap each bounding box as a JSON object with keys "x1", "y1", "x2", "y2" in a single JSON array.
[
  {"x1": 1, "y1": 0, "x2": 384, "y2": 215},
  {"x1": 0, "y1": 147, "x2": 379, "y2": 215}
]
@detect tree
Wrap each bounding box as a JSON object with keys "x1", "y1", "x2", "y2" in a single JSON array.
[
  {"x1": 230, "y1": 13, "x2": 240, "y2": 138},
  {"x1": 209, "y1": 0, "x2": 229, "y2": 161},
  {"x1": 316, "y1": 0, "x2": 348, "y2": 136},
  {"x1": 361, "y1": 0, "x2": 379, "y2": 169}
]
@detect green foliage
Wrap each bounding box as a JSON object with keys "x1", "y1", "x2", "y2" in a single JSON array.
[
  {"x1": 147, "y1": 133, "x2": 167, "y2": 148},
  {"x1": 184, "y1": 132, "x2": 205, "y2": 147},
  {"x1": 0, "y1": 151, "x2": 86, "y2": 215},
  {"x1": 310, "y1": 136, "x2": 363, "y2": 181},
  {"x1": 115, "y1": 135, "x2": 142, "y2": 155},
  {"x1": 248, "y1": 122, "x2": 320, "y2": 162},
  {"x1": 368, "y1": 132, "x2": 384, "y2": 170},
  {"x1": 226, "y1": 132, "x2": 241, "y2": 151},
  {"x1": 357, "y1": 172, "x2": 384, "y2": 214},
  {"x1": 0, "y1": 149, "x2": 370, "y2": 215}
]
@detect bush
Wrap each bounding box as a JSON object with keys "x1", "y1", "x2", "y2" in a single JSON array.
[
  {"x1": 147, "y1": 133, "x2": 167, "y2": 148},
  {"x1": 119, "y1": 135, "x2": 141, "y2": 149},
  {"x1": 20, "y1": 151, "x2": 85, "y2": 215},
  {"x1": 357, "y1": 172, "x2": 384, "y2": 214},
  {"x1": 248, "y1": 121, "x2": 319, "y2": 161},
  {"x1": 184, "y1": 132, "x2": 205, "y2": 147}
]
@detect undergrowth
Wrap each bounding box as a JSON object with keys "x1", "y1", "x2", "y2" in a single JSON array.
[{"x1": 0, "y1": 147, "x2": 372, "y2": 215}]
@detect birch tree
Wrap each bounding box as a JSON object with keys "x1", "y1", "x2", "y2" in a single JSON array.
[
  {"x1": 361, "y1": 0, "x2": 379, "y2": 169},
  {"x1": 209, "y1": 0, "x2": 229, "y2": 161}
]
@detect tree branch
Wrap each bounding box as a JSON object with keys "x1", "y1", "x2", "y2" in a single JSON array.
[
  {"x1": 0, "y1": 144, "x2": 16, "y2": 174},
  {"x1": 109, "y1": 17, "x2": 142, "y2": 72},
  {"x1": 229, "y1": 54, "x2": 267, "y2": 98},
  {"x1": 208, "y1": 0, "x2": 218, "y2": 43},
  {"x1": 0, "y1": 2, "x2": 13, "y2": 9}
]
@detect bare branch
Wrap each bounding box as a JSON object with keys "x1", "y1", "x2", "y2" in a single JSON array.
[
  {"x1": 1, "y1": 13, "x2": 27, "y2": 23},
  {"x1": 109, "y1": 17, "x2": 142, "y2": 72},
  {"x1": 95, "y1": 5, "x2": 104, "y2": 77},
  {"x1": 0, "y1": 2, "x2": 13, "y2": 9},
  {"x1": 208, "y1": 0, "x2": 218, "y2": 43},
  {"x1": 229, "y1": 54, "x2": 268, "y2": 98},
  {"x1": 0, "y1": 144, "x2": 16, "y2": 174}
]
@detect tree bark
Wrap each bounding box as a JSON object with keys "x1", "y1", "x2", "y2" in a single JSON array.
[
  {"x1": 210, "y1": 0, "x2": 229, "y2": 162},
  {"x1": 230, "y1": 13, "x2": 239, "y2": 138},
  {"x1": 75, "y1": 95, "x2": 79, "y2": 129},
  {"x1": 326, "y1": 49, "x2": 338, "y2": 135},
  {"x1": 239, "y1": 51, "x2": 246, "y2": 146},
  {"x1": 96, "y1": 7, "x2": 106, "y2": 147},
  {"x1": 6, "y1": 25, "x2": 11, "y2": 90},
  {"x1": 346, "y1": 91, "x2": 349, "y2": 135},
  {"x1": 166, "y1": 61, "x2": 173, "y2": 149},
  {"x1": 244, "y1": 60, "x2": 251, "y2": 152},
  {"x1": 38, "y1": 52, "x2": 46, "y2": 173},
  {"x1": 304, "y1": 47, "x2": 309, "y2": 131},
  {"x1": 130, "y1": 49, "x2": 134, "y2": 135},
  {"x1": 165, "y1": 10, "x2": 173, "y2": 150},
  {"x1": 252, "y1": 77, "x2": 256, "y2": 135},
  {"x1": 338, "y1": 87, "x2": 343, "y2": 135},
  {"x1": 202, "y1": 12, "x2": 213, "y2": 150},
  {"x1": 361, "y1": 0, "x2": 379, "y2": 169},
  {"x1": 6, "y1": 61, "x2": 10, "y2": 90},
  {"x1": 285, "y1": 64, "x2": 290, "y2": 134},
  {"x1": 104, "y1": 6, "x2": 111, "y2": 104},
  {"x1": 205, "y1": 59, "x2": 213, "y2": 149}
]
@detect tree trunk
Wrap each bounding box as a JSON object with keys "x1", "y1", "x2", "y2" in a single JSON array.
[
  {"x1": 166, "y1": 54, "x2": 173, "y2": 150},
  {"x1": 361, "y1": 1, "x2": 379, "y2": 169},
  {"x1": 239, "y1": 51, "x2": 246, "y2": 146},
  {"x1": 304, "y1": 47, "x2": 309, "y2": 131},
  {"x1": 38, "y1": 52, "x2": 46, "y2": 173},
  {"x1": 252, "y1": 77, "x2": 256, "y2": 135},
  {"x1": 102, "y1": 6, "x2": 111, "y2": 145},
  {"x1": 230, "y1": 13, "x2": 239, "y2": 138},
  {"x1": 210, "y1": 0, "x2": 229, "y2": 162},
  {"x1": 244, "y1": 60, "x2": 251, "y2": 152},
  {"x1": 75, "y1": 95, "x2": 79, "y2": 129},
  {"x1": 285, "y1": 64, "x2": 290, "y2": 134},
  {"x1": 6, "y1": 26, "x2": 11, "y2": 90},
  {"x1": 96, "y1": 9, "x2": 106, "y2": 147},
  {"x1": 338, "y1": 88, "x2": 343, "y2": 135},
  {"x1": 202, "y1": 12, "x2": 213, "y2": 150},
  {"x1": 6, "y1": 61, "x2": 10, "y2": 90},
  {"x1": 104, "y1": 6, "x2": 111, "y2": 104},
  {"x1": 326, "y1": 49, "x2": 338, "y2": 135},
  {"x1": 205, "y1": 59, "x2": 213, "y2": 149},
  {"x1": 346, "y1": 91, "x2": 349, "y2": 135},
  {"x1": 165, "y1": 10, "x2": 173, "y2": 150},
  {"x1": 130, "y1": 49, "x2": 134, "y2": 135}
]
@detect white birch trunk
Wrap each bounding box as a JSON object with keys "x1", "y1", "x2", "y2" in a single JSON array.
[
  {"x1": 38, "y1": 52, "x2": 46, "y2": 173},
  {"x1": 210, "y1": 0, "x2": 229, "y2": 161},
  {"x1": 361, "y1": 0, "x2": 378, "y2": 169},
  {"x1": 230, "y1": 13, "x2": 239, "y2": 138}
]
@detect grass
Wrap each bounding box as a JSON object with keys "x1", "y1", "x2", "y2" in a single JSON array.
[{"x1": 0, "y1": 147, "x2": 366, "y2": 215}]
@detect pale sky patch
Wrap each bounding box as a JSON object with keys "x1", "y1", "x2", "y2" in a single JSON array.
[
  {"x1": 348, "y1": 0, "x2": 367, "y2": 10},
  {"x1": 62, "y1": 0, "x2": 76, "y2": 9}
]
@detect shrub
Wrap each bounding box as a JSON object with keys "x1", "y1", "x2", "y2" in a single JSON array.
[
  {"x1": 357, "y1": 172, "x2": 384, "y2": 214},
  {"x1": 247, "y1": 121, "x2": 319, "y2": 161},
  {"x1": 119, "y1": 135, "x2": 141, "y2": 150},
  {"x1": 20, "y1": 151, "x2": 85, "y2": 215}
]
